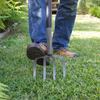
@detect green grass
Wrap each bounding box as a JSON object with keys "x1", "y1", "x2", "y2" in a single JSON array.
[{"x1": 0, "y1": 15, "x2": 100, "y2": 100}]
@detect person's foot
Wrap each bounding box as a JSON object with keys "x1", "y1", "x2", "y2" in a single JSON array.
[
  {"x1": 53, "y1": 48, "x2": 79, "y2": 58},
  {"x1": 26, "y1": 43, "x2": 50, "y2": 65}
]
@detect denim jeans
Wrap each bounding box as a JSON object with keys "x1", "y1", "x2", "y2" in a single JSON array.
[{"x1": 28, "y1": 0, "x2": 78, "y2": 51}]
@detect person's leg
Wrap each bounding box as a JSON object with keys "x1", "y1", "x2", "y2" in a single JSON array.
[
  {"x1": 27, "y1": 0, "x2": 50, "y2": 65},
  {"x1": 28, "y1": 0, "x2": 47, "y2": 45},
  {"x1": 52, "y1": 0, "x2": 78, "y2": 51}
]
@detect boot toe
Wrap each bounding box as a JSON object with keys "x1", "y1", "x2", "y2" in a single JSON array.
[{"x1": 73, "y1": 54, "x2": 79, "y2": 57}]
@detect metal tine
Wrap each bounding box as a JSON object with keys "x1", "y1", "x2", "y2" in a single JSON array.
[
  {"x1": 43, "y1": 56, "x2": 47, "y2": 79},
  {"x1": 62, "y1": 57, "x2": 66, "y2": 78},
  {"x1": 33, "y1": 58, "x2": 38, "y2": 78},
  {"x1": 52, "y1": 57, "x2": 56, "y2": 80}
]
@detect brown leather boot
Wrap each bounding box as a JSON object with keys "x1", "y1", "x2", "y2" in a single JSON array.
[
  {"x1": 53, "y1": 48, "x2": 79, "y2": 58},
  {"x1": 27, "y1": 43, "x2": 50, "y2": 65}
]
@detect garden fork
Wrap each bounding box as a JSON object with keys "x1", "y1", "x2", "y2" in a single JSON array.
[{"x1": 33, "y1": 0, "x2": 66, "y2": 80}]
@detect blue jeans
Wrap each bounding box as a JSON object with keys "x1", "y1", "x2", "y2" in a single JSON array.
[{"x1": 28, "y1": 0, "x2": 78, "y2": 51}]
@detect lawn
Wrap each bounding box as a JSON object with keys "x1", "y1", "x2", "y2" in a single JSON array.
[{"x1": 0, "y1": 15, "x2": 100, "y2": 100}]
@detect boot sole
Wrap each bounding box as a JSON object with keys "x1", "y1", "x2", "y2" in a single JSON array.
[{"x1": 27, "y1": 43, "x2": 50, "y2": 65}]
